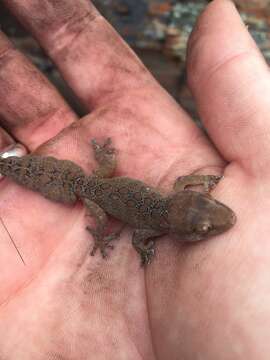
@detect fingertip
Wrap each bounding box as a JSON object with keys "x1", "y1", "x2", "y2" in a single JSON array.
[
  {"x1": 187, "y1": 0, "x2": 260, "y2": 88},
  {"x1": 185, "y1": 0, "x2": 270, "y2": 177}
]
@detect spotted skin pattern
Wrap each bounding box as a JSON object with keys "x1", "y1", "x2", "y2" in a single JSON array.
[{"x1": 0, "y1": 139, "x2": 236, "y2": 265}]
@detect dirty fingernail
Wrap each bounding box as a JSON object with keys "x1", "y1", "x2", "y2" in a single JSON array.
[
  {"x1": 0, "y1": 143, "x2": 28, "y2": 158},
  {"x1": 0, "y1": 143, "x2": 28, "y2": 180}
]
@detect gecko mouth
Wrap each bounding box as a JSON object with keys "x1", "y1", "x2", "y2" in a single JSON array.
[
  {"x1": 218, "y1": 207, "x2": 237, "y2": 230},
  {"x1": 228, "y1": 211, "x2": 237, "y2": 227}
]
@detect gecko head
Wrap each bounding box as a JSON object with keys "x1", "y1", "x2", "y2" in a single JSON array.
[{"x1": 168, "y1": 190, "x2": 236, "y2": 241}]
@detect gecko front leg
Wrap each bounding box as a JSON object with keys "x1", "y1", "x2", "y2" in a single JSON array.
[
  {"x1": 83, "y1": 198, "x2": 122, "y2": 258},
  {"x1": 174, "y1": 175, "x2": 223, "y2": 193},
  {"x1": 132, "y1": 229, "x2": 163, "y2": 266},
  {"x1": 91, "y1": 138, "x2": 117, "y2": 178}
]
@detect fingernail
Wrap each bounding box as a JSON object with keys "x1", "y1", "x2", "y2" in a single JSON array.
[
  {"x1": 0, "y1": 143, "x2": 28, "y2": 180},
  {"x1": 0, "y1": 143, "x2": 28, "y2": 158}
]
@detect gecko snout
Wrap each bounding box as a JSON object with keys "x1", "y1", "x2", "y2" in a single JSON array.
[
  {"x1": 229, "y1": 211, "x2": 237, "y2": 226},
  {"x1": 208, "y1": 200, "x2": 237, "y2": 235}
]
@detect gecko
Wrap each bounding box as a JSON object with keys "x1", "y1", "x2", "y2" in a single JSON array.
[{"x1": 0, "y1": 139, "x2": 236, "y2": 265}]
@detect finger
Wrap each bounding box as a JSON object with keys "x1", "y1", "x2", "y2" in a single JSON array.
[
  {"x1": 0, "y1": 32, "x2": 78, "y2": 150},
  {"x1": 0, "y1": 127, "x2": 15, "y2": 151},
  {"x1": 187, "y1": 0, "x2": 270, "y2": 176},
  {"x1": 4, "y1": 0, "x2": 155, "y2": 109}
]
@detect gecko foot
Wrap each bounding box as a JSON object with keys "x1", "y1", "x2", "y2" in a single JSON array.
[
  {"x1": 140, "y1": 241, "x2": 155, "y2": 266},
  {"x1": 87, "y1": 227, "x2": 122, "y2": 259},
  {"x1": 140, "y1": 247, "x2": 155, "y2": 266},
  {"x1": 132, "y1": 229, "x2": 160, "y2": 266},
  {"x1": 136, "y1": 241, "x2": 155, "y2": 266},
  {"x1": 91, "y1": 138, "x2": 115, "y2": 157}
]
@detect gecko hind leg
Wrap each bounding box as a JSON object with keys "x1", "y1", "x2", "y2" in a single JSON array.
[
  {"x1": 91, "y1": 138, "x2": 117, "y2": 178},
  {"x1": 174, "y1": 175, "x2": 223, "y2": 193},
  {"x1": 84, "y1": 198, "x2": 122, "y2": 259}
]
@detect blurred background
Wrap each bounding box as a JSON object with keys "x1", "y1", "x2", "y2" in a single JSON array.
[{"x1": 1, "y1": 0, "x2": 270, "y2": 124}]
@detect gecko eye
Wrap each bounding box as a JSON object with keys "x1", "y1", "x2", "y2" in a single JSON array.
[{"x1": 196, "y1": 222, "x2": 212, "y2": 234}]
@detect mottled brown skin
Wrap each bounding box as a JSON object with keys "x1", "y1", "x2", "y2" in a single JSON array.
[{"x1": 0, "y1": 139, "x2": 236, "y2": 265}]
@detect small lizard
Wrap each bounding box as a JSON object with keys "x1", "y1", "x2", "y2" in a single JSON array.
[{"x1": 0, "y1": 139, "x2": 236, "y2": 265}]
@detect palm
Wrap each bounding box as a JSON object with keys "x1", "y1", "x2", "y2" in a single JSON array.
[{"x1": 0, "y1": 1, "x2": 270, "y2": 359}]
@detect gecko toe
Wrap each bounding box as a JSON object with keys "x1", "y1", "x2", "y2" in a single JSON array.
[
  {"x1": 104, "y1": 137, "x2": 112, "y2": 147},
  {"x1": 90, "y1": 246, "x2": 98, "y2": 256},
  {"x1": 140, "y1": 248, "x2": 155, "y2": 266},
  {"x1": 101, "y1": 249, "x2": 108, "y2": 258}
]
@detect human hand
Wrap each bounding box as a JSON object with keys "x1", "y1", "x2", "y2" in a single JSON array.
[{"x1": 0, "y1": 0, "x2": 269, "y2": 359}]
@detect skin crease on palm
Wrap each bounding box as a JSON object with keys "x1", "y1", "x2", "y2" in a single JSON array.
[{"x1": 0, "y1": 0, "x2": 270, "y2": 358}]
